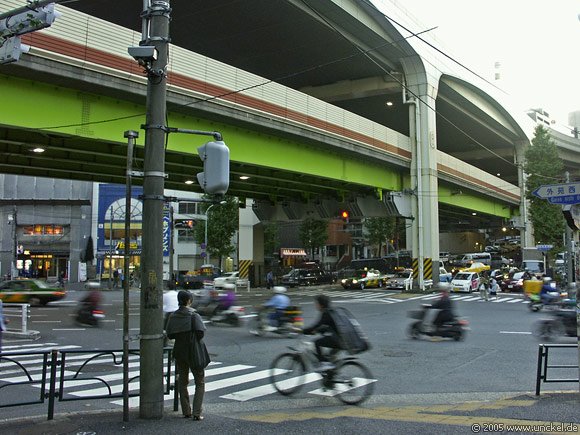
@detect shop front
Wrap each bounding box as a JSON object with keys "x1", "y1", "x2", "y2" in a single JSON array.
[{"x1": 280, "y1": 248, "x2": 308, "y2": 268}]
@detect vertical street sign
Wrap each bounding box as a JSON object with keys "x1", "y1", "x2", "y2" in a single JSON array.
[{"x1": 162, "y1": 206, "x2": 170, "y2": 257}]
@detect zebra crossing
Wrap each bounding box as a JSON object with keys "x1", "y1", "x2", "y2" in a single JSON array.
[
  {"x1": 0, "y1": 342, "x2": 373, "y2": 409},
  {"x1": 286, "y1": 288, "x2": 526, "y2": 305}
]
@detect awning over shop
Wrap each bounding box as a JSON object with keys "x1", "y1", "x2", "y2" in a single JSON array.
[{"x1": 281, "y1": 248, "x2": 307, "y2": 257}]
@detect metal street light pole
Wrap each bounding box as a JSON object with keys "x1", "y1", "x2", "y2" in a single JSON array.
[
  {"x1": 204, "y1": 204, "x2": 216, "y2": 265},
  {"x1": 109, "y1": 205, "x2": 114, "y2": 290},
  {"x1": 139, "y1": 0, "x2": 169, "y2": 419},
  {"x1": 122, "y1": 130, "x2": 138, "y2": 422}
]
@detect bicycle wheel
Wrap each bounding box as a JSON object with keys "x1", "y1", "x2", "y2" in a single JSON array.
[
  {"x1": 334, "y1": 360, "x2": 375, "y2": 405},
  {"x1": 269, "y1": 353, "x2": 306, "y2": 396}
]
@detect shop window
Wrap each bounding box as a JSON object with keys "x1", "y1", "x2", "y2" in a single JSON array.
[
  {"x1": 178, "y1": 202, "x2": 198, "y2": 215},
  {"x1": 27, "y1": 225, "x2": 66, "y2": 235}
]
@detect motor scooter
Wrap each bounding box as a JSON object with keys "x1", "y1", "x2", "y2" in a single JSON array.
[
  {"x1": 534, "y1": 304, "x2": 577, "y2": 340},
  {"x1": 527, "y1": 292, "x2": 562, "y2": 312},
  {"x1": 208, "y1": 305, "x2": 246, "y2": 326},
  {"x1": 407, "y1": 304, "x2": 468, "y2": 341},
  {"x1": 249, "y1": 306, "x2": 303, "y2": 338},
  {"x1": 75, "y1": 303, "x2": 105, "y2": 327}
]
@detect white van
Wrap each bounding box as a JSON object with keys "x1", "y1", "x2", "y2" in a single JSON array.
[{"x1": 459, "y1": 252, "x2": 491, "y2": 267}]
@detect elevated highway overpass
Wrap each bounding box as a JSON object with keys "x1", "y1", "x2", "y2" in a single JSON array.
[{"x1": 1, "y1": 0, "x2": 578, "y2": 281}]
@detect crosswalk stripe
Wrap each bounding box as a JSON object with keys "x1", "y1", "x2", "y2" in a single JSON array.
[
  {"x1": 1, "y1": 342, "x2": 58, "y2": 350},
  {"x1": 452, "y1": 295, "x2": 475, "y2": 301},
  {"x1": 220, "y1": 372, "x2": 322, "y2": 402},
  {"x1": 507, "y1": 299, "x2": 524, "y2": 303}
]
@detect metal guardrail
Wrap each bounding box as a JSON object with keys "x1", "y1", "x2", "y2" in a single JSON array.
[
  {"x1": 0, "y1": 349, "x2": 51, "y2": 408},
  {"x1": 0, "y1": 347, "x2": 175, "y2": 420},
  {"x1": 535, "y1": 343, "x2": 579, "y2": 395}
]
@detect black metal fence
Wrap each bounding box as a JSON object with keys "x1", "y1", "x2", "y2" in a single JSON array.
[
  {"x1": 0, "y1": 347, "x2": 175, "y2": 420},
  {"x1": 535, "y1": 343, "x2": 579, "y2": 395}
]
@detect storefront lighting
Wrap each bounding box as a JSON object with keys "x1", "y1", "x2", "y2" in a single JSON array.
[
  {"x1": 32, "y1": 147, "x2": 45, "y2": 153},
  {"x1": 239, "y1": 176, "x2": 250, "y2": 180},
  {"x1": 184, "y1": 180, "x2": 194, "y2": 185}
]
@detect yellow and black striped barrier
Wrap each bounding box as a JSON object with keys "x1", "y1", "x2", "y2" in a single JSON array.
[
  {"x1": 423, "y1": 258, "x2": 433, "y2": 281},
  {"x1": 238, "y1": 260, "x2": 252, "y2": 279},
  {"x1": 412, "y1": 258, "x2": 419, "y2": 279}
]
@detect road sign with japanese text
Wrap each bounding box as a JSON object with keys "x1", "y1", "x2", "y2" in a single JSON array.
[{"x1": 532, "y1": 183, "x2": 580, "y2": 204}]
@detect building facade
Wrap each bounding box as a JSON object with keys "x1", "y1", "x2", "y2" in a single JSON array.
[{"x1": 0, "y1": 175, "x2": 92, "y2": 282}]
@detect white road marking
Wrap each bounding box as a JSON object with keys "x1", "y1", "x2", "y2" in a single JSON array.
[{"x1": 499, "y1": 331, "x2": 532, "y2": 335}]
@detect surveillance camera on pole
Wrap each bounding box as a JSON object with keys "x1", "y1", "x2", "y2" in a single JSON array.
[
  {"x1": 0, "y1": 2, "x2": 61, "y2": 65},
  {"x1": 197, "y1": 140, "x2": 230, "y2": 195}
]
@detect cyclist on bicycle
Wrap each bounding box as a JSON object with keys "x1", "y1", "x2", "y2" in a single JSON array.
[{"x1": 302, "y1": 294, "x2": 341, "y2": 372}]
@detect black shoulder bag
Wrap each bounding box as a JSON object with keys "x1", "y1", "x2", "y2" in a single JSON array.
[{"x1": 189, "y1": 314, "x2": 211, "y2": 369}]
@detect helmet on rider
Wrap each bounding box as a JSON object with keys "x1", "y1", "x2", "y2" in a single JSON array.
[
  {"x1": 273, "y1": 286, "x2": 287, "y2": 294},
  {"x1": 543, "y1": 277, "x2": 552, "y2": 284}
]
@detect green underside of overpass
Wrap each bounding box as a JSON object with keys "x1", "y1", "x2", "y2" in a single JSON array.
[
  {"x1": 438, "y1": 182, "x2": 513, "y2": 218},
  {"x1": 0, "y1": 74, "x2": 513, "y2": 218},
  {"x1": 0, "y1": 74, "x2": 400, "y2": 191}
]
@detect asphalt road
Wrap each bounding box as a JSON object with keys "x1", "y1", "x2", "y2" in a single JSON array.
[{"x1": 1, "y1": 286, "x2": 578, "y2": 422}]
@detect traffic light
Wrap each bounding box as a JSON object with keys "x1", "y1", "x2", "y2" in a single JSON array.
[
  {"x1": 174, "y1": 219, "x2": 195, "y2": 229},
  {"x1": 340, "y1": 210, "x2": 349, "y2": 223},
  {"x1": 197, "y1": 140, "x2": 230, "y2": 195},
  {"x1": 0, "y1": 3, "x2": 61, "y2": 65}
]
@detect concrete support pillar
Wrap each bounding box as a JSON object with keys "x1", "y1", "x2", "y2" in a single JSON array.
[
  {"x1": 238, "y1": 199, "x2": 261, "y2": 285},
  {"x1": 401, "y1": 57, "x2": 441, "y2": 289},
  {"x1": 515, "y1": 141, "x2": 533, "y2": 247}
]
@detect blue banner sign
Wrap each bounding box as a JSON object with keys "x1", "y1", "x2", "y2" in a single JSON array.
[{"x1": 162, "y1": 206, "x2": 171, "y2": 257}]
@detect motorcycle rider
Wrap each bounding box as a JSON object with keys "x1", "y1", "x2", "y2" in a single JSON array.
[
  {"x1": 429, "y1": 283, "x2": 456, "y2": 334},
  {"x1": 263, "y1": 286, "x2": 290, "y2": 328},
  {"x1": 77, "y1": 290, "x2": 102, "y2": 326},
  {"x1": 218, "y1": 284, "x2": 236, "y2": 312},
  {"x1": 540, "y1": 277, "x2": 558, "y2": 305}
]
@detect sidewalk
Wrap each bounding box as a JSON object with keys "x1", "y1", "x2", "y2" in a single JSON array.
[{"x1": 1, "y1": 391, "x2": 578, "y2": 434}]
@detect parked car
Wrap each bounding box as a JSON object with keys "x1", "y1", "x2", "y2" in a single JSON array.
[
  {"x1": 490, "y1": 254, "x2": 511, "y2": 269},
  {"x1": 385, "y1": 269, "x2": 412, "y2": 290},
  {"x1": 281, "y1": 268, "x2": 333, "y2": 287},
  {"x1": 341, "y1": 269, "x2": 384, "y2": 290},
  {"x1": 457, "y1": 252, "x2": 492, "y2": 267},
  {"x1": 503, "y1": 271, "x2": 526, "y2": 293},
  {"x1": 0, "y1": 279, "x2": 66, "y2": 306},
  {"x1": 281, "y1": 269, "x2": 300, "y2": 287},
  {"x1": 213, "y1": 271, "x2": 248, "y2": 289},
  {"x1": 450, "y1": 272, "x2": 480, "y2": 293},
  {"x1": 177, "y1": 265, "x2": 221, "y2": 289}
]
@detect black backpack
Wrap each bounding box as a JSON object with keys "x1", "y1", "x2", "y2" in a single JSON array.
[{"x1": 328, "y1": 307, "x2": 371, "y2": 355}]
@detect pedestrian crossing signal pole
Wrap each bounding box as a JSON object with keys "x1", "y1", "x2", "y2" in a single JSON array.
[{"x1": 128, "y1": 0, "x2": 170, "y2": 420}]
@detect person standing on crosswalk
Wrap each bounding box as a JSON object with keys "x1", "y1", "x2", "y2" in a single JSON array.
[
  {"x1": 166, "y1": 290, "x2": 206, "y2": 421},
  {"x1": 0, "y1": 298, "x2": 8, "y2": 352}
]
